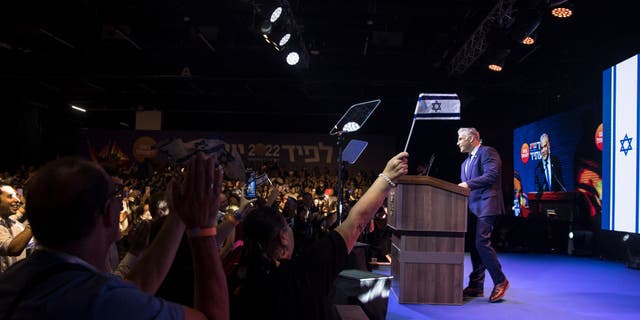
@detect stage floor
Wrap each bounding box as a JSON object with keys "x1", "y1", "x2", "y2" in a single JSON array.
[{"x1": 375, "y1": 253, "x2": 640, "y2": 320}]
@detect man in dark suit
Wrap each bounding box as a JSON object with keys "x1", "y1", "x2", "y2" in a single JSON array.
[
  {"x1": 534, "y1": 133, "x2": 565, "y2": 192},
  {"x1": 457, "y1": 127, "x2": 509, "y2": 303}
]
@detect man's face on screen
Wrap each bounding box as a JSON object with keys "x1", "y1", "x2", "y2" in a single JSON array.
[{"x1": 540, "y1": 137, "x2": 550, "y2": 160}]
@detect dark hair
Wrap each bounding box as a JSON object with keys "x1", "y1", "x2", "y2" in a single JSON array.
[
  {"x1": 241, "y1": 207, "x2": 287, "y2": 265},
  {"x1": 25, "y1": 158, "x2": 110, "y2": 248}
]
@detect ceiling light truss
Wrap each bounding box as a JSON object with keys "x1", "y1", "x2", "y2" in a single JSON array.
[
  {"x1": 253, "y1": 0, "x2": 309, "y2": 67},
  {"x1": 447, "y1": 0, "x2": 517, "y2": 77}
]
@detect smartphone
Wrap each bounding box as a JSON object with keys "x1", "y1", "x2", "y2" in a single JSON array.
[{"x1": 245, "y1": 177, "x2": 257, "y2": 199}]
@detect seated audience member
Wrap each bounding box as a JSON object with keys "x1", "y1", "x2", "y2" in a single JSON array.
[
  {"x1": 0, "y1": 154, "x2": 228, "y2": 319},
  {"x1": 228, "y1": 152, "x2": 408, "y2": 319},
  {"x1": 1, "y1": 185, "x2": 33, "y2": 273}
]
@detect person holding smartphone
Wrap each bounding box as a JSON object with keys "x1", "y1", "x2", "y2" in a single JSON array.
[{"x1": 245, "y1": 176, "x2": 257, "y2": 200}]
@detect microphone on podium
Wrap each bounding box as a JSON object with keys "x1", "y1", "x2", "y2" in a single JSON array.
[
  {"x1": 426, "y1": 153, "x2": 436, "y2": 176},
  {"x1": 553, "y1": 172, "x2": 567, "y2": 192}
]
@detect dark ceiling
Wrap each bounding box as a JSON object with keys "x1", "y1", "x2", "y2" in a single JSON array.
[{"x1": 1, "y1": 0, "x2": 640, "y2": 138}]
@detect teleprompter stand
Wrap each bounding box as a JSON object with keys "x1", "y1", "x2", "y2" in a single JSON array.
[{"x1": 330, "y1": 99, "x2": 380, "y2": 224}]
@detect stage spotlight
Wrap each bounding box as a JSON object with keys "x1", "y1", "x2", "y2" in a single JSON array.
[
  {"x1": 485, "y1": 46, "x2": 510, "y2": 72},
  {"x1": 286, "y1": 51, "x2": 299, "y2": 65},
  {"x1": 522, "y1": 34, "x2": 536, "y2": 45},
  {"x1": 487, "y1": 55, "x2": 507, "y2": 72},
  {"x1": 509, "y1": 8, "x2": 541, "y2": 45},
  {"x1": 550, "y1": 1, "x2": 573, "y2": 18},
  {"x1": 258, "y1": 4, "x2": 292, "y2": 49},
  {"x1": 258, "y1": 1, "x2": 285, "y2": 34},
  {"x1": 254, "y1": 0, "x2": 308, "y2": 68},
  {"x1": 267, "y1": 24, "x2": 292, "y2": 48},
  {"x1": 281, "y1": 35, "x2": 308, "y2": 68},
  {"x1": 278, "y1": 33, "x2": 291, "y2": 47},
  {"x1": 488, "y1": 63, "x2": 503, "y2": 72},
  {"x1": 263, "y1": 30, "x2": 291, "y2": 49},
  {"x1": 269, "y1": 6, "x2": 283, "y2": 23},
  {"x1": 622, "y1": 233, "x2": 640, "y2": 270}
]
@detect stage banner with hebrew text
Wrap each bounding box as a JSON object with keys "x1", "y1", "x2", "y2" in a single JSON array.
[{"x1": 80, "y1": 129, "x2": 396, "y2": 179}]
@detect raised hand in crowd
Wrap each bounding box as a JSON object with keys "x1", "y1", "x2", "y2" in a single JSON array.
[
  {"x1": 227, "y1": 151, "x2": 408, "y2": 320},
  {"x1": 168, "y1": 152, "x2": 229, "y2": 320},
  {"x1": 1, "y1": 156, "x2": 228, "y2": 319},
  {"x1": 170, "y1": 154, "x2": 221, "y2": 229},
  {"x1": 335, "y1": 151, "x2": 408, "y2": 252},
  {"x1": 216, "y1": 192, "x2": 256, "y2": 249},
  {"x1": 265, "y1": 184, "x2": 282, "y2": 207}
]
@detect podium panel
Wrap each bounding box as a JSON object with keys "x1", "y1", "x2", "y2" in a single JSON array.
[
  {"x1": 527, "y1": 191, "x2": 579, "y2": 252},
  {"x1": 527, "y1": 191, "x2": 578, "y2": 221},
  {"x1": 388, "y1": 176, "x2": 469, "y2": 305}
]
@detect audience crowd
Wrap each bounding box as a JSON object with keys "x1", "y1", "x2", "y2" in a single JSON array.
[{"x1": 0, "y1": 154, "x2": 400, "y2": 319}]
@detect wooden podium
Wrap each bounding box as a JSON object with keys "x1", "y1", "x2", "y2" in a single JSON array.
[
  {"x1": 526, "y1": 191, "x2": 579, "y2": 253},
  {"x1": 387, "y1": 175, "x2": 469, "y2": 305}
]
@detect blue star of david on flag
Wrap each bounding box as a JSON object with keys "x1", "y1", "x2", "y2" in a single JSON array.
[
  {"x1": 620, "y1": 133, "x2": 633, "y2": 156},
  {"x1": 431, "y1": 101, "x2": 442, "y2": 112},
  {"x1": 413, "y1": 93, "x2": 460, "y2": 120}
]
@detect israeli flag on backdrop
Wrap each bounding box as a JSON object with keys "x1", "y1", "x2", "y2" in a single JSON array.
[
  {"x1": 414, "y1": 93, "x2": 460, "y2": 120},
  {"x1": 603, "y1": 53, "x2": 639, "y2": 233}
]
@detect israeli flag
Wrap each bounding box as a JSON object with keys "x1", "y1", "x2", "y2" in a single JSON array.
[
  {"x1": 603, "y1": 53, "x2": 639, "y2": 233},
  {"x1": 255, "y1": 173, "x2": 270, "y2": 187},
  {"x1": 414, "y1": 93, "x2": 460, "y2": 120}
]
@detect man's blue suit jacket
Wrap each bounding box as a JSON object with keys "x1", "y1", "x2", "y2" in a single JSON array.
[{"x1": 460, "y1": 145, "x2": 505, "y2": 217}]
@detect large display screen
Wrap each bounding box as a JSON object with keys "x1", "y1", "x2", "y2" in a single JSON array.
[
  {"x1": 602, "y1": 53, "x2": 639, "y2": 234},
  {"x1": 513, "y1": 106, "x2": 602, "y2": 220}
]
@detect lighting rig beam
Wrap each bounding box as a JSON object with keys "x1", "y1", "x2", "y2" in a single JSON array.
[{"x1": 447, "y1": 0, "x2": 517, "y2": 77}]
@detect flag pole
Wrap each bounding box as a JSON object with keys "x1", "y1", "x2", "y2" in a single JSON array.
[{"x1": 403, "y1": 116, "x2": 417, "y2": 152}]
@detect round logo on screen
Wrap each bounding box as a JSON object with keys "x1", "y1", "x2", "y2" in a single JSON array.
[
  {"x1": 133, "y1": 136, "x2": 158, "y2": 162},
  {"x1": 520, "y1": 143, "x2": 530, "y2": 164},
  {"x1": 595, "y1": 123, "x2": 603, "y2": 151}
]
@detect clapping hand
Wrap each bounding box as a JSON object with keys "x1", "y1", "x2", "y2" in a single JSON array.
[{"x1": 169, "y1": 152, "x2": 223, "y2": 228}]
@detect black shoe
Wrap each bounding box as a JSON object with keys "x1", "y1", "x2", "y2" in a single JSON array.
[{"x1": 463, "y1": 286, "x2": 484, "y2": 297}]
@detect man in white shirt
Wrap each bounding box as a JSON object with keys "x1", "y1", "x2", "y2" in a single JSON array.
[{"x1": 0, "y1": 184, "x2": 33, "y2": 273}]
